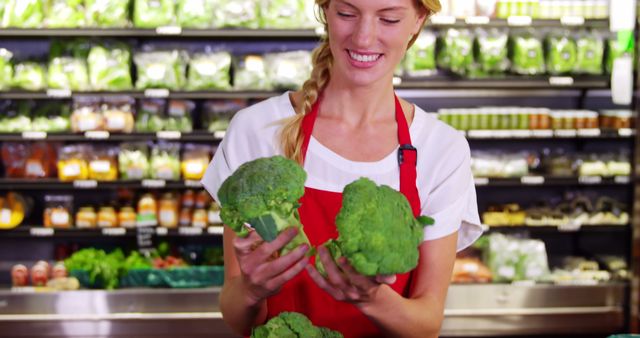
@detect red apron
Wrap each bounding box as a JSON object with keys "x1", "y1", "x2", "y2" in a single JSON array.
[{"x1": 266, "y1": 94, "x2": 421, "y2": 338}]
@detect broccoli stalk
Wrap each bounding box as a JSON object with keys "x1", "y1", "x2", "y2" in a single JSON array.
[
  {"x1": 251, "y1": 312, "x2": 343, "y2": 338},
  {"x1": 317, "y1": 177, "x2": 434, "y2": 276},
  {"x1": 218, "y1": 156, "x2": 311, "y2": 255}
]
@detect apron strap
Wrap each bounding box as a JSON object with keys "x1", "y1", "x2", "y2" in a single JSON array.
[{"x1": 300, "y1": 94, "x2": 421, "y2": 216}]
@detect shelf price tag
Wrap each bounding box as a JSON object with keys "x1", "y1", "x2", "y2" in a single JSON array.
[
  {"x1": 560, "y1": 16, "x2": 585, "y2": 26},
  {"x1": 84, "y1": 131, "x2": 110, "y2": 140},
  {"x1": 465, "y1": 16, "x2": 490, "y2": 25},
  {"x1": 614, "y1": 176, "x2": 631, "y2": 184},
  {"x1": 102, "y1": 228, "x2": 126, "y2": 236},
  {"x1": 521, "y1": 176, "x2": 545, "y2": 185},
  {"x1": 136, "y1": 227, "x2": 155, "y2": 251},
  {"x1": 549, "y1": 76, "x2": 574, "y2": 86},
  {"x1": 558, "y1": 222, "x2": 582, "y2": 232},
  {"x1": 618, "y1": 128, "x2": 633, "y2": 137},
  {"x1": 156, "y1": 131, "x2": 181, "y2": 140},
  {"x1": 314, "y1": 26, "x2": 326, "y2": 36},
  {"x1": 577, "y1": 129, "x2": 601, "y2": 137},
  {"x1": 531, "y1": 130, "x2": 553, "y2": 138},
  {"x1": 213, "y1": 131, "x2": 226, "y2": 139},
  {"x1": 208, "y1": 226, "x2": 224, "y2": 235},
  {"x1": 30, "y1": 228, "x2": 54, "y2": 237},
  {"x1": 507, "y1": 16, "x2": 532, "y2": 26},
  {"x1": 184, "y1": 180, "x2": 202, "y2": 188},
  {"x1": 430, "y1": 15, "x2": 456, "y2": 25},
  {"x1": 474, "y1": 177, "x2": 490, "y2": 186},
  {"x1": 73, "y1": 180, "x2": 98, "y2": 189},
  {"x1": 155, "y1": 227, "x2": 168, "y2": 236},
  {"x1": 144, "y1": 89, "x2": 170, "y2": 98},
  {"x1": 21, "y1": 131, "x2": 47, "y2": 140},
  {"x1": 466, "y1": 130, "x2": 493, "y2": 139},
  {"x1": 156, "y1": 26, "x2": 182, "y2": 35},
  {"x1": 579, "y1": 176, "x2": 602, "y2": 184},
  {"x1": 511, "y1": 130, "x2": 532, "y2": 138},
  {"x1": 46, "y1": 89, "x2": 72, "y2": 98},
  {"x1": 392, "y1": 77, "x2": 402, "y2": 86},
  {"x1": 142, "y1": 179, "x2": 166, "y2": 188},
  {"x1": 179, "y1": 227, "x2": 203, "y2": 236},
  {"x1": 554, "y1": 129, "x2": 577, "y2": 138}
]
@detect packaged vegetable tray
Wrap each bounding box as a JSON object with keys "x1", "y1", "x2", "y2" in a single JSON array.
[{"x1": 120, "y1": 266, "x2": 224, "y2": 288}]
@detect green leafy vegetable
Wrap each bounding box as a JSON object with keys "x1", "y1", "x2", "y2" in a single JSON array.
[
  {"x1": 213, "y1": 0, "x2": 259, "y2": 28},
  {"x1": 177, "y1": 0, "x2": 214, "y2": 28},
  {"x1": 86, "y1": 0, "x2": 130, "y2": 27},
  {"x1": 251, "y1": 312, "x2": 343, "y2": 338},
  {"x1": 187, "y1": 52, "x2": 232, "y2": 90},
  {"x1": 259, "y1": 0, "x2": 306, "y2": 29},
  {"x1": 47, "y1": 57, "x2": 90, "y2": 90},
  {"x1": 0, "y1": 49, "x2": 13, "y2": 90},
  {"x1": 134, "y1": 50, "x2": 187, "y2": 90},
  {"x1": 437, "y1": 28, "x2": 474, "y2": 76},
  {"x1": 12, "y1": 62, "x2": 46, "y2": 91},
  {"x1": 511, "y1": 31, "x2": 546, "y2": 75},
  {"x1": 404, "y1": 31, "x2": 437, "y2": 76},
  {"x1": 476, "y1": 28, "x2": 509, "y2": 74},
  {"x1": 87, "y1": 44, "x2": 133, "y2": 91},
  {"x1": 545, "y1": 31, "x2": 577, "y2": 75},
  {"x1": 2, "y1": 0, "x2": 44, "y2": 28},
  {"x1": 133, "y1": 0, "x2": 175, "y2": 28},
  {"x1": 575, "y1": 31, "x2": 604, "y2": 75},
  {"x1": 46, "y1": 0, "x2": 85, "y2": 28}
]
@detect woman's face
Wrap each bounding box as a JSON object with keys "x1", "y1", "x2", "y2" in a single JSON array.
[{"x1": 325, "y1": 0, "x2": 426, "y2": 87}]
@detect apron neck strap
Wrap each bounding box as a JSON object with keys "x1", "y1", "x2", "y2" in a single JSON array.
[{"x1": 300, "y1": 93, "x2": 421, "y2": 216}]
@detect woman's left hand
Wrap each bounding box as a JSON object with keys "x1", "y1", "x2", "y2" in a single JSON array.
[{"x1": 305, "y1": 246, "x2": 396, "y2": 306}]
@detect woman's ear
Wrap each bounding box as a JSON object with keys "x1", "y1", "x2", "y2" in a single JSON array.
[{"x1": 413, "y1": 8, "x2": 429, "y2": 36}]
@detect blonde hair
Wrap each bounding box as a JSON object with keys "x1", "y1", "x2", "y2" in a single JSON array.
[{"x1": 280, "y1": 0, "x2": 441, "y2": 164}]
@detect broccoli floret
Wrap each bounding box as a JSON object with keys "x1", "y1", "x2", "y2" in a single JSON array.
[
  {"x1": 250, "y1": 312, "x2": 343, "y2": 338},
  {"x1": 319, "y1": 177, "x2": 434, "y2": 276},
  {"x1": 218, "y1": 156, "x2": 310, "y2": 255}
]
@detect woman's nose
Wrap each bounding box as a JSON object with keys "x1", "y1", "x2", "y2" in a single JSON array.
[{"x1": 352, "y1": 18, "x2": 377, "y2": 48}]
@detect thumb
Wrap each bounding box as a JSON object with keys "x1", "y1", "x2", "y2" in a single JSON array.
[{"x1": 375, "y1": 274, "x2": 397, "y2": 285}]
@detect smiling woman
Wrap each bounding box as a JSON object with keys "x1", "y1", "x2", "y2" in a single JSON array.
[{"x1": 202, "y1": 0, "x2": 484, "y2": 337}]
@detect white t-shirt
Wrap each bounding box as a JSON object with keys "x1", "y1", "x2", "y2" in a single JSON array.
[{"x1": 201, "y1": 92, "x2": 483, "y2": 252}]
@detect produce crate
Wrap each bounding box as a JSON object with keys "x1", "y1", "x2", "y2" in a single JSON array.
[
  {"x1": 69, "y1": 269, "x2": 106, "y2": 289},
  {"x1": 120, "y1": 266, "x2": 224, "y2": 288}
]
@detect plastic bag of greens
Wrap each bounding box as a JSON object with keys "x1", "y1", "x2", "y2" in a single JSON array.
[
  {"x1": 0, "y1": 49, "x2": 13, "y2": 90},
  {"x1": 0, "y1": 0, "x2": 7, "y2": 25},
  {"x1": 150, "y1": 142, "x2": 181, "y2": 180},
  {"x1": 177, "y1": 0, "x2": 214, "y2": 28},
  {"x1": 264, "y1": 50, "x2": 312, "y2": 90},
  {"x1": 88, "y1": 44, "x2": 133, "y2": 91},
  {"x1": 47, "y1": 57, "x2": 90, "y2": 91},
  {"x1": 476, "y1": 28, "x2": 509, "y2": 74},
  {"x1": 437, "y1": 28, "x2": 474, "y2": 76},
  {"x1": 203, "y1": 100, "x2": 247, "y2": 132},
  {"x1": 46, "y1": 0, "x2": 85, "y2": 28},
  {"x1": 213, "y1": 0, "x2": 259, "y2": 28},
  {"x1": 516, "y1": 239, "x2": 549, "y2": 281},
  {"x1": 31, "y1": 101, "x2": 71, "y2": 132},
  {"x1": 187, "y1": 51, "x2": 232, "y2": 90},
  {"x1": 135, "y1": 50, "x2": 187, "y2": 90},
  {"x1": 13, "y1": 62, "x2": 46, "y2": 91},
  {"x1": 404, "y1": 31, "x2": 437, "y2": 77},
  {"x1": 0, "y1": 101, "x2": 33, "y2": 132},
  {"x1": 511, "y1": 30, "x2": 546, "y2": 75},
  {"x1": 1, "y1": 0, "x2": 44, "y2": 28},
  {"x1": 165, "y1": 100, "x2": 194, "y2": 132},
  {"x1": 483, "y1": 233, "x2": 519, "y2": 283},
  {"x1": 135, "y1": 99, "x2": 166, "y2": 132},
  {"x1": 545, "y1": 30, "x2": 577, "y2": 75},
  {"x1": 260, "y1": 0, "x2": 306, "y2": 29},
  {"x1": 133, "y1": 0, "x2": 175, "y2": 28},
  {"x1": 575, "y1": 30, "x2": 604, "y2": 75},
  {"x1": 86, "y1": 0, "x2": 130, "y2": 27},
  {"x1": 119, "y1": 142, "x2": 150, "y2": 180},
  {"x1": 233, "y1": 55, "x2": 271, "y2": 90},
  {"x1": 605, "y1": 33, "x2": 633, "y2": 74}
]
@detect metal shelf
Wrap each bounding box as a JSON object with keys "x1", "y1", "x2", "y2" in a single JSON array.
[
  {"x1": 464, "y1": 129, "x2": 635, "y2": 140},
  {"x1": 0, "y1": 226, "x2": 223, "y2": 239},
  {"x1": 428, "y1": 17, "x2": 610, "y2": 28},
  {"x1": 484, "y1": 225, "x2": 630, "y2": 233},
  {"x1": 0, "y1": 131, "x2": 224, "y2": 142},
  {"x1": 0, "y1": 28, "x2": 321, "y2": 38},
  {"x1": 474, "y1": 176, "x2": 632, "y2": 187},
  {"x1": 0, "y1": 90, "x2": 279, "y2": 100},
  {"x1": 0, "y1": 179, "x2": 203, "y2": 190}
]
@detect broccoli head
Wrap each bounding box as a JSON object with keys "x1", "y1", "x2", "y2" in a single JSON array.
[
  {"x1": 250, "y1": 312, "x2": 343, "y2": 338},
  {"x1": 218, "y1": 156, "x2": 310, "y2": 255},
  {"x1": 319, "y1": 177, "x2": 434, "y2": 276}
]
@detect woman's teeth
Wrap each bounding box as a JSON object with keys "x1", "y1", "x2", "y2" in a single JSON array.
[{"x1": 349, "y1": 51, "x2": 381, "y2": 62}]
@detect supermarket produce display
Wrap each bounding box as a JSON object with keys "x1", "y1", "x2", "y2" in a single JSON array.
[{"x1": 0, "y1": 0, "x2": 637, "y2": 337}]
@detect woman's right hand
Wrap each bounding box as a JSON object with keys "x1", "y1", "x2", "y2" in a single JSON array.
[{"x1": 233, "y1": 227, "x2": 309, "y2": 307}]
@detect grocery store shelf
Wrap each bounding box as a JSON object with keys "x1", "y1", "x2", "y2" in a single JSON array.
[
  {"x1": 0, "y1": 131, "x2": 224, "y2": 142},
  {"x1": 485, "y1": 225, "x2": 630, "y2": 233},
  {"x1": 0, "y1": 179, "x2": 203, "y2": 190},
  {"x1": 0, "y1": 226, "x2": 224, "y2": 239},
  {"x1": 0, "y1": 90, "x2": 279, "y2": 100},
  {"x1": 396, "y1": 75, "x2": 609, "y2": 90},
  {"x1": 428, "y1": 16, "x2": 609, "y2": 28},
  {"x1": 474, "y1": 176, "x2": 632, "y2": 187},
  {"x1": 0, "y1": 28, "x2": 322, "y2": 38},
  {"x1": 465, "y1": 129, "x2": 635, "y2": 140}
]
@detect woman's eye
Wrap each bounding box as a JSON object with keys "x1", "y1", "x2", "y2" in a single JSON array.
[
  {"x1": 381, "y1": 18, "x2": 401, "y2": 24},
  {"x1": 337, "y1": 12, "x2": 355, "y2": 18}
]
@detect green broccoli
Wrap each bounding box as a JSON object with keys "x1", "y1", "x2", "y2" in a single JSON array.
[
  {"x1": 318, "y1": 177, "x2": 434, "y2": 276},
  {"x1": 251, "y1": 312, "x2": 343, "y2": 338},
  {"x1": 218, "y1": 156, "x2": 310, "y2": 255}
]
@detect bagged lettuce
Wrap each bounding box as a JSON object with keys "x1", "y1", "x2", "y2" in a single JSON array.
[
  {"x1": 575, "y1": 30, "x2": 604, "y2": 75},
  {"x1": 404, "y1": 30, "x2": 436, "y2": 77},
  {"x1": 47, "y1": 57, "x2": 90, "y2": 91},
  {"x1": 265, "y1": 51, "x2": 312, "y2": 90},
  {"x1": 260, "y1": 0, "x2": 306, "y2": 29},
  {"x1": 511, "y1": 30, "x2": 545, "y2": 75},
  {"x1": 46, "y1": 0, "x2": 85, "y2": 28},
  {"x1": 476, "y1": 28, "x2": 509, "y2": 74},
  {"x1": 165, "y1": 100, "x2": 193, "y2": 132},
  {"x1": 187, "y1": 52, "x2": 232, "y2": 90},
  {"x1": 0, "y1": 49, "x2": 13, "y2": 90},
  {"x1": 135, "y1": 99, "x2": 166, "y2": 132},
  {"x1": 87, "y1": 44, "x2": 133, "y2": 91},
  {"x1": 86, "y1": 0, "x2": 130, "y2": 27},
  {"x1": 605, "y1": 33, "x2": 633, "y2": 74},
  {"x1": 2, "y1": 0, "x2": 44, "y2": 28},
  {"x1": 133, "y1": 0, "x2": 175, "y2": 28},
  {"x1": 32, "y1": 102, "x2": 72, "y2": 132},
  {"x1": 177, "y1": 0, "x2": 214, "y2": 28},
  {"x1": 213, "y1": 0, "x2": 259, "y2": 28},
  {"x1": 545, "y1": 31, "x2": 577, "y2": 75},
  {"x1": 233, "y1": 55, "x2": 271, "y2": 90},
  {"x1": 437, "y1": 28, "x2": 474, "y2": 76},
  {"x1": 13, "y1": 62, "x2": 46, "y2": 91},
  {"x1": 134, "y1": 50, "x2": 187, "y2": 90}
]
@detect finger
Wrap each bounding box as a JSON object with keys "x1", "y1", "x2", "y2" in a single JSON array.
[
  {"x1": 253, "y1": 227, "x2": 300, "y2": 261},
  {"x1": 259, "y1": 244, "x2": 309, "y2": 280},
  {"x1": 305, "y1": 265, "x2": 346, "y2": 301},
  {"x1": 336, "y1": 257, "x2": 374, "y2": 290},
  {"x1": 233, "y1": 230, "x2": 263, "y2": 255},
  {"x1": 318, "y1": 247, "x2": 350, "y2": 290},
  {"x1": 375, "y1": 275, "x2": 397, "y2": 285},
  {"x1": 263, "y1": 254, "x2": 309, "y2": 292}
]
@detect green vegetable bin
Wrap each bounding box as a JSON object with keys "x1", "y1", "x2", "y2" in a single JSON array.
[{"x1": 121, "y1": 266, "x2": 224, "y2": 288}]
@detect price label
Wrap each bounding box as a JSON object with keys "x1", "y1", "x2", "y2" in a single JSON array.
[
  {"x1": 156, "y1": 131, "x2": 181, "y2": 140},
  {"x1": 46, "y1": 89, "x2": 72, "y2": 98},
  {"x1": 0, "y1": 209, "x2": 10, "y2": 224},
  {"x1": 467, "y1": 130, "x2": 493, "y2": 139},
  {"x1": 179, "y1": 227, "x2": 203, "y2": 236},
  {"x1": 155, "y1": 227, "x2": 168, "y2": 236},
  {"x1": 579, "y1": 176, "x2": 602, "y2": 184},
  {"x1": 185, "y1": 180, "x2": 202, "y2": 188},
  {"x1": 84, "y1": 131, "x2": 110, "y2": 140},
  {"x1": 102, "y1": 228, "x2": 126, "y2": 236},
  {"x1": 577, "y1": 129, "x2": 601, "y2": 137},
  {"x1": 213, "y1": 131, "x2": 226, "y2": 139},
  {"x1": 73, "y1": 180, "x2": 98, "y2": 189},
  {"x1": 474, "y1": 177, "x2": 490, "y2": 186},
  {"x1": 549, "y1": 76, "x2": 574, "y2": 86},
  {"x1": 614, "y1": 176, "x2": 631, "y2": 184},
  {"x1": 465, "y1": 16, "x2": 490, "y2": 25},
  {"x1": 521, "y1": 176, "x2": 545, "y2": 185},
  {"x1": 392, "y1": 77, "x2": 402, "y2": 86},
  {"x1": 511, "y1": 130, "x2": 532, "y2": 138},
  {"x1": 30, "y1": 228, "x2": 54, "y2": 237},
  {"x1": 314, "y1": 26, "x2": 326, "y2": 36},
  {"x1": 156, "y1": 26, "x2": 182, "y2": 35},
  {"x1": 21, "y1": 131, "x2": 47, "y2": 140},
  {"x1": 142, "y1": 179, "x2": 166, "y2": 188},
  {"x1": 136, "y1": 226, "x2": 155, "y2": 251},
  {"x1": 430, "y1": 15, "x2": 456, "y2": 25},
  {"x1": 208, "y1": 226, "x2": 224, "y2": 235},
  {"x1": 532, "y1": 130, "x2": 553, "y2": 138},
  {"x1": 507, "y1": 16, "x2": 532, "y2": 26},
  {"x1": 145, "y1": 89, "x2": 170, "y2": 98},
  {"x1": 554, "y1": 129, "x2": 577, "y2": 138},
  {"x1": 558, "y1": 222, "x2": 582, "y2": 232},
  {"x1": 560, "y1": 16, "x2": 585, "y2": 26},
  {"x1": 618, "y1": 128, "x2": 633, "y2": 137}
]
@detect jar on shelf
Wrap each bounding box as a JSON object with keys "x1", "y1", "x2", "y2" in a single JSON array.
[
  {"x1": 158, "y1": 193, "x2": 179, "y2": 228},
  {"x1": 585, "y1": 111, "x2": 599, "y2": 129},
  {"x1": 44, "y1": 195, "x2": 73, "y2": 228},
  {"x1": 97, "y1": 206, "x2": 118, "y2": 228},
  {"x1": 75, "y1": 206, "x2": 97, "y2": 229},
  {"x1": 118, "y1": 206, "x2": 137, "y2": 228},
  {"x1": 137, "y1": 193, "x2": 158, "y2": 227}
]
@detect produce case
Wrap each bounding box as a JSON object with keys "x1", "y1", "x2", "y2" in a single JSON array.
[{"x1": 0, "y1": 0, "x2": 638, "y2": 337}]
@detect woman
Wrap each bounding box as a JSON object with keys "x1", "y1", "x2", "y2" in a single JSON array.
[{"x1": 202, "y1": 0, "x2": 483, "y2": 337}]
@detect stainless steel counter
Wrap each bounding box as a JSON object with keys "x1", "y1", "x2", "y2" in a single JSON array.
[{"x1": 0, "y1": 283, "x2": 627, "y2": 337}]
